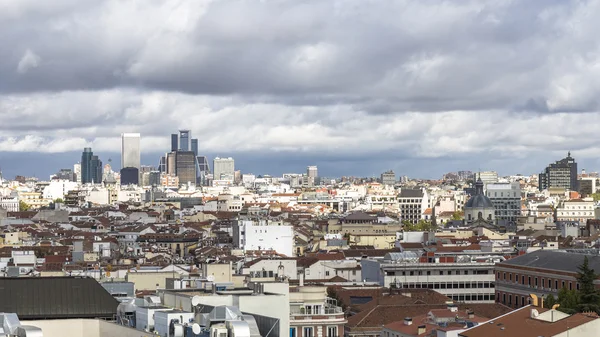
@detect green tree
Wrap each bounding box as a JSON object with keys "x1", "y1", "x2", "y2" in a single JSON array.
[
  {"x1": 19, "y1": 200, "x2": 30, "y2": 211},
  {"x1": 402, "y1": 220, "x2": 417, "y2": 231},
  {"x1": 53, "y1": 198, "x2": 64, "y2": 204},
  {"x1": 416, "y1": 219, "x2": 435, "y2": 231},
  {"x1": 451, "y1": 211, "x2": 463, "y2": 220},
  {"x1": 545, "y1": 294, "x2": 557, "y2": 309},
  {"x1": 576, "y1": 256, "x2": 600, "y2": 313},
  {"x1": 556, "y1": 287, "x2": 580, "y2": 314},
  {"x1": 591, "y1": 193, "x2": 600, "y2": 201}
]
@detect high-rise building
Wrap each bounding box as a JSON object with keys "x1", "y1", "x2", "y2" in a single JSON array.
[
  {"x1": 81, "y1": 148, "x2": 103, "y2": 184},
  {"x1": 158, "y1": 156, "x2": 166, "y2": 173},
  {"x1": 472, "y1": 171, "x2": 498, "y2": 185},
  {"x1": 149, "y1": 171, "x2": 161, "y2": 186},
  {"x1": 166, "y1": 152, "x2": 177, "y2": 175},
  {"x1": 196, "y1": 156, "x2": 210, "y2": 186},
  {"x1": 120, "y1": 167, "x2": 139, "y2": 185},
  {"x1": 538, "y1": 152, "x2": 578, "y2": 191},
  {"x1": 213, "y1": 157, "x2": 235, "y2": 181},
  {"x1": 121, "y1": 133, "x2": 141, "y2": 170},
  {"x1": 191, "y1": 139, "x2": 198, "y2": 156},
  {"x1": 380, "y1": 170, "x2": 396, "y2": 185},
  {"x1": 306, "y1": 165, "x2": 318, "y2": 186},
  {"x1": 178, "y1": 130, "x2": 191, "y2": 151},
  {"x1": 171, "y1": 134, "x2": 178, "y2": 152},
  {"x1": 55, "y1": 168, "x2": 74, "y2": 181},
  {"x1": 73, "y1": 163, "x2": 81, "y2": 184},
  {"x1": 175, "y1": 151, "x2": 196, "y2": 185}
]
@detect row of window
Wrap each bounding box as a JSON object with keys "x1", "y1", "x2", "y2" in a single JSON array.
[
  {"x1": 497, "y1": 271, "x2": 579, "y2": 291},
  {"x1": 290, "y1": 326, "x2": 338, "y2": 337},
  {"x1": 449, "y1": 294, "x2": 495, "y2": 302},
  {"x1": 392, "y1": 281, "x2": 494, "y2": 289},
  {"x1": 386, "y1": 269, "x2": 490, "y2": 276},
  {"x1": 497, "y1": 292, "x2": 531, "y2": 308}
]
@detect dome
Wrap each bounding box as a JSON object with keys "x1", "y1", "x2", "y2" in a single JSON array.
[
  {"x1": 465, "y1": 177, "x2": 494, "y2": 209},
  {"x1": 465, "y1": 194, "x2": 494, "y2": 208}
]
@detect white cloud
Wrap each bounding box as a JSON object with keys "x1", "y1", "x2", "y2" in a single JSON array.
[
  {"x1": 2, "y1": 1, "x2": 600, "y2": 176},
  {"x1": 16, "y1": 49, "x2": 41, "y2": 74}
]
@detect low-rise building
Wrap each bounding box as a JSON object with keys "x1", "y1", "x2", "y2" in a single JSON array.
[{"x1": 494, "y1": 249, "x2": 600, "y2": 309}]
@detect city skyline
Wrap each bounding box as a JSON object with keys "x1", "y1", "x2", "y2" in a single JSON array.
[
  {"x1": 3, "y1": 2, "x2": 600, "y2": 182},
  {"x1": 0, "y1": 147, "x2": 597, "y2": 182}
]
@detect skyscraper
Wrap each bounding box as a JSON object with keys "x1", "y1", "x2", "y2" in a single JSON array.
[
  {"x1": 306, "y1": 165, "x2": 318, "y2": 186},
  {"x1": 539, "y1": 152, "x2": 578, "y2": 191},
  {"x1": 213, "y1": 157, "x2": 235, "y2": 181},
  {"x1": 158, "y1": 156, "x2": 166, "y2": 173},
  {"x1": 191, "y1": 139, "x2": 198, "y2": 157},
  {"x1": 81, "y1": 148, "x2": 93, "y2": 183},
  {"x1": 171, "y1": 134, "x2": 178, "y2": 152},
  {"x1": 179, "y1": 130, "x2": 191, "y2": 151},
  {"x1": 81, "y1": 148, "x2": 103, "y2": 184},
  {"x1": 175, "y1": 151, "x2": 196, "y2": 185},
  {"x1": 121, "y1": 133, "x2": 141, "y2": 170}
]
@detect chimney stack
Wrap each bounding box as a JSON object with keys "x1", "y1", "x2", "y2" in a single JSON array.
[
  {"x1": 447, "y1": 304, "x2": 458, "y2": 312},
  {"x1": 467, "y1": 310, "x2": 474, "y2": 319},
  {"x1": 417, "y1": 325, "x2": 426, "y2": 335},
  {"x1": 404, "y1": 317, "x2": 413, "y2": 326}
]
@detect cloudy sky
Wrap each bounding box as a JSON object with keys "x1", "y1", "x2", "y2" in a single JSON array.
[{"x1": 2, "y1": 0, "x2": 600, "y2": 179}]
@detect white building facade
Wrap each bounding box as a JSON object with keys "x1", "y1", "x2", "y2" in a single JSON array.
[{"x1": 233, "y1": 220, "x2": 294, "y2": 256}]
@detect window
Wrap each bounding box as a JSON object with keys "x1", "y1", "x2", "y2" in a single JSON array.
[
  {"x1": 303, "y1": 327, "x2": 313, "y2": 337},
  {"x1": 325, "y1": 271, "x2": 330, "y2": 276},
  {"x1": 290, "y1": 328, "x2": 297, "y2": 337},
  {"x1": 327, "y1": 326, "x2": 337, "y2": 337}
]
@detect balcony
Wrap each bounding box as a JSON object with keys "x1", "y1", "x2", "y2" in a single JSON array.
[{"x1": 289, "y1": 304, "x2": 345, "y2": 322}]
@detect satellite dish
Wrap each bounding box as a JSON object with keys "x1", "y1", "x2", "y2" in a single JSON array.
[
  {"x1": 191, "y1": 296, "x2": 201, "y2": 307},
  {"x1": 207, "y1": 275, "x2": 215, "y2": 282},
  {"x1": 192, "y1": 323, "x2": 201, "y2": 335}
]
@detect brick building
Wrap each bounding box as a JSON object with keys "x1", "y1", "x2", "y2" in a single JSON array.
[{"x1": 494, "y1": 249, "x2": 600, "y2": 309}]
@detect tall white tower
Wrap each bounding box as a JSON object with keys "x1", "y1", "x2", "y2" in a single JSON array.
[{"x1": 121, "y1": 133, "x2": 141, "y2": 170}]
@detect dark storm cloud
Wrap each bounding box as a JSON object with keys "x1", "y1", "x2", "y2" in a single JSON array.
[{"x1": 1, "y1": 0, "x2": 595, "y2": 112}]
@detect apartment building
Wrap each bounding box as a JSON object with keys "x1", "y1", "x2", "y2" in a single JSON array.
[
  {"x1": 289, "y1": 286, "x2": 347, "y2": 337},
  {"x1": 232, "y1": 219, "x2": 294, "y2": 257},
  {"x1": 556, "y1": 199, "x2": 596, "y2": 223},
  {"x1": 486, "y1": 182, "x2": 521, "y2": 224},
  {"x1": 397, "y1": 188, "x2": 428, "y2": 224}
]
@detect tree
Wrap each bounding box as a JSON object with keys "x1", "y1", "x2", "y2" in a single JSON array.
[
  {"x1": 576, "y1": 256, "x2": 600, "y2": 313},
  {"x1": 591, "y1": 193, "x2": 600, "y2": 202},
  {"x1": 402, "y1": 220, "x2": 417, "y2": 231},
  {"x1": 416, "y1": 219, "x2": 435, "y2": 231},
  {"x1": 556, "y1": 287, "x2": 580, "y2": 314},
  {"x1": 53, "y1": 198, "x2": 64, "y2": 204},
  {"x1": 19, "y1": 201, "x2": 30, "y2": 212},
  {"x1": 451, "y1": 211, "x2": 463, "y2": 220},
  {"x1": 545, "y1": 294, "x2": 557, "y2": 309}
]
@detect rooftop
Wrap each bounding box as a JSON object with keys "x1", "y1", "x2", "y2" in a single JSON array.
[{"x1": 459, "y1": 306, "x2": 598, "y2": 337}]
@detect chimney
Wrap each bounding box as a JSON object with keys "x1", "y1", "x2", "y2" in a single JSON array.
[
  {"x1": 467, "y1": 310, "x2": 474, "y2": 319},
  {"x1": 299, "y1": 273, "x2": 304, "y2": 287},
  {"x1": 447, "y1": 304, "x2": 458, "y2": 312},
  {"x1": 417, "y1": 325, "x2": 426, "y2": 335},
  {"x1": 404, "y1": 317, "x2": 413, "y2": 326}
]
